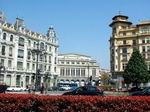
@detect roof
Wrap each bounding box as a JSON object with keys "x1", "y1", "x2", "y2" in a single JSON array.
[{"x1": 112, "y1": 15, "x2": 128, "y2": 20}]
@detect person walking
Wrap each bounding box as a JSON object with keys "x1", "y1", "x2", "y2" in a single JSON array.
[{"x1": 40, "y1": 83, "x2": 45, "y2": 94}]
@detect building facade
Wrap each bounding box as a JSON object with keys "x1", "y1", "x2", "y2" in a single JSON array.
[
  {"x1": 57, "y1": 53, "x2": 100, "y2": 86},
  {"x1": 109, "y1": 14, "x2": 150, "y2": 87},
  {"x1": 0, "y1": 11, "x2": 59, "y2": 88}
]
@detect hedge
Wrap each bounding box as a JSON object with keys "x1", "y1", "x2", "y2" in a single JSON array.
[{"x1": 0, "y1": 94, "x2": 150, "y2": 112}]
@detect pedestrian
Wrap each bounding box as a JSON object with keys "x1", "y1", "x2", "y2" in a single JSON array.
[
  {"x1": 27, "y1": 85, "x2": 31, "y2": 93},
  {"x1": 40, "y1": 83, "x2": 45, "y2": 94}
]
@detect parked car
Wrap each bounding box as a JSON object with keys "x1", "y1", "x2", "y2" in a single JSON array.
[
  {"x1": 62, "y1": 85, "x2": 104, "y2": 96},
  {"x1": 131, "y1": 87, "x2": 150, "y2": 96},
  {"x1": 128, "y1": 87, "x2": 143, "y2": 93},
  {"x1": 0, "y1": 84, "x2": 8, "y2": 93},
  {"x1": 7, "y1": 86, "x2": 28, "y2": 92}
]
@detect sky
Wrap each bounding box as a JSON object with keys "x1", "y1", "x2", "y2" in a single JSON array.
[{"x1": 1, "y1": 0, "x2": 150, "y2": 69}]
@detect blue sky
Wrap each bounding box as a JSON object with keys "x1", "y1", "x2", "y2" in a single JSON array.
[{"x1": 1, "y1": 0, "x2": 150, "y2": 69}]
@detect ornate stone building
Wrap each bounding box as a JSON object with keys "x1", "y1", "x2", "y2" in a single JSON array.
[
  {"x1": 0, "y1": 11, "x2": 59, "y2": 88},
  {"x1": 109, "y1": 14, "x2": 150, "y2": 87},
  {"x1": 57, "y1": 53, "x2": 100, "y2": 86}
]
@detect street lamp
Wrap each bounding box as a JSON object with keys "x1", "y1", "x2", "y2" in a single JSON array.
[
  {"x1": 32, "y1": 41, "x2": 45, "y2": 91},
  {"x1": 44, "y1": 72, "x2": 51, "y2": 94}
]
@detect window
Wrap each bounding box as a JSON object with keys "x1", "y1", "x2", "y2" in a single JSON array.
[
  {"x1": 147, "y1": 38, "x2": 150, "y2": 43},
  {"x1": 132, "y1": 32, "x2": 136, "y2": 35},
  {"x1": 147, "y1": 53, "x2": 150, "y2": 59},
  {"x1": 17, "y1": 62, "x2": 23, "y2": 70},
  {"x1": 1, "y1": 46, "x2": 5, "y2": 55},
  {"x1": 122, "y1": 54, "x2": 127, "y2": 61},
  {"x1": 54, "y1": 67, "x2": 56, "y2": 72},
  {"x1": 55, "y1": 57, "x2": 57, "y2": 64},
  {"x1": 3, "y1": 33, "x2": 6, "y2": 40},
  {"x1": 8, "y1": 60, "x2": 12, "y2": 68},
  {"x1": 40, "y1": 42, "x2": 44, "y2": 50},
  {"x1": 1, "y1": 59, "x2": 4, "y2": 66},
  {"x1": 142, "y1": 39, "x2": 145, "y2": 44},
  {"x1": 133, "y1": 40, "x2": 136, "y2": 45},
  {"x1": 71, "y1": 68, "x2": 75, "y2": 76},
  {"x1": 48, "y1": 66, "x2": 51, "y2": 71},
  {"x1": 40, "y1": 54, "x2": 43, "y2": 61},
  {"x1": 45, "y1": 45, "x2": 47, "y2": 51},
  {"x1": 45, "y1": 65, "x2": 47, "y2": 71},
  {"x1": 122, "y1": 63, "x2": 127, "y2": 70},
  {"x1": 27, "y1": 51, "x2": 31, "y2": 60},
  {"x1": 9, "y1": 47, "x2": 13, "y2": 56},
  {"x1": 49, "y1": 56, "x2": 51, "y2": 63},
  {"x1": 45, "y1": 55, "x2": 47, "y2": 62},
  {"x1": 49, "y1": 46, "x2": 51, "y2": 52},
  {"x1": 27, "y1": 63, "x2": 30, "y2": 70},
  {"x1": 77, "y1": 62, "x2": 80, "y2": 64},
  {"x1": 66, "y1": 68, "x2": 70, "y2": 76},
  {"x1": 0, "y1": 75, "x2": 4, "y2": 83},
  {"x1": 123, "y1": 40, "x2": 126, "y2": 45},
  {"x1": 92, "y1": 68, "x2": 96, "y2": 77},
  {"x1": 142, "y1": 53, "x2": 146, "y2": 59},
  {"x1": 32, "y1": 53, "x2": 35, "y2": 60},
  {"x1": 67, "y1": 61, "x2": 69, "y2": 64},
  {"x1": 61, "y1": 61, "x2": 64, "y2": 64},
  {"x1": 147, "y1": 62, "x2": 150, "y2": 71},
  {"x1": 18, "y1": 49, "x2": 24, "y2": 58},
  {"x1": 81, "y1": 68, "x2": 85, "y2": 77},
  {"x1": 55, "y1": 48, "x2": 57, "y2": 53},
  {"x1": 147, "y1": 46, "x2": 150, "y2": 52},
  {"x1": 142, "y1": 46, "x2": 146, "y2": 52},
  {"x1": 16, "y1": 75, "x2": 21, "y2": 86},
  {"x1": 123, "y1": 32, "x2": 126, "y2": 36},
  {"x1": 76, "y1": 68, "x2": 80, "y2": 77},
  {"x1": 32, "y1": 64, "x2": 35, "y2": 70},
  {"x1": 122, "y1": 48, "x2": 127, "y2": 53},
  {"x1": 28, "y1": 40, "x2": 31, "y2": 46},
  {"x1": 33, "y1": 42, "x2": 36, "y2": 48},
  {"x1": 18, "y1": 37, "x2": 24, "y2": 46},
  {"x1": 10, "y1": 35, "x2": 13, "y2": 42}
]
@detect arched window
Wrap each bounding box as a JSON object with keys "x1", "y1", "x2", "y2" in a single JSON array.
[
  {"x1": 18, "y1": 37, "x2": 24, "y2": 46},
  {"x1": 27, "y1": 51, "x2": 31, "y2": 60},
  {"x1": 40, "y1": 42, "x2": 44, "y2": 50},
  {"x1": 10, "y1": 35, "x2": 13, "y2": 42},
  {"x1": 3, "y1": 33, "x2": 6, "y2": 40},
  {"x1": 28, "y1": 40, "x2": 31, "y2": 46},
  {"x1": 9, "y1": 47, "x2": 13, "y2": 56}
]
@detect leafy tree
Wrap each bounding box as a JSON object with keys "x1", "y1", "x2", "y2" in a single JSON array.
[
  {"x1": 123, "y1": 48, "x2": 150, "y2": 87},
  {"x1": 100, "y1": 72, "x2": 110, "y2": 85}
]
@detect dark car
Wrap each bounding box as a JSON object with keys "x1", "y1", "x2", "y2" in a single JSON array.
[
  {"x1": 62, "y1": 85, "x2": 103, "y2": 96},
  {"x1": 128, "y1": 87, "x2": 143, "y2": 93},
  {"x1": 0, "y1": 84, "x2": 8, "y2": 93},
  {"x1": 131, "y1": 87, "x2": 150, "y2": 96}
]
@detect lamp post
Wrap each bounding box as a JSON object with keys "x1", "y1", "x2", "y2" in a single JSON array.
[{"x1": 32, "y1": 42, "x2": 45, "y2": 91}]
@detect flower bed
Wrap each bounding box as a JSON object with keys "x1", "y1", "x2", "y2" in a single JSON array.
[{"x1": 0, "y1": 94, "x2": 150, "y2": 112}]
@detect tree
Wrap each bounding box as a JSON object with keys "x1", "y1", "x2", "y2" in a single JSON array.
[
  {"x1": 100, "y1": 72, "x2": 110, "y2": 85},
  {"x1": 123, "y1": 48, "x2": 150, "y2": 87}
]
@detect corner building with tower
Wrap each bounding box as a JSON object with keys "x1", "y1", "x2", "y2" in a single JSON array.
[
  {"x1": 109, "y1": 14, "x2": 150, "y2": 88},
  {"x1": 0, "y1": 11, "x2": 59, "y2": 88}
]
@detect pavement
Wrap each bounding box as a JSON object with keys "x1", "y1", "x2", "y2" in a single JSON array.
[{"x1": 6, "y1": 91, "x2": 129, "y2": 96}]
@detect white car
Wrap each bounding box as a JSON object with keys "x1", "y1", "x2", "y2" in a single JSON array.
[{"x1": 7, "y1": 86, "x2": 28, "y2": 92}]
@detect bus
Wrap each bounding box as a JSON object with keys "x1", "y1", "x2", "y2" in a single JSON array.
[{"x1": 57, "y1": 83, "x2": 78, "y2": 91}]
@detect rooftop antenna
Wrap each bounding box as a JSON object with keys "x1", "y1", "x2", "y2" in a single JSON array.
[{"x1": 118, "y1": 10, "x2": 122, "y2": 15}]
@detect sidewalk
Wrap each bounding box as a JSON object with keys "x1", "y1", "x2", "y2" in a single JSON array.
[{"x1": 104, "y1": 91, "x2": 129, "y2": 96}]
